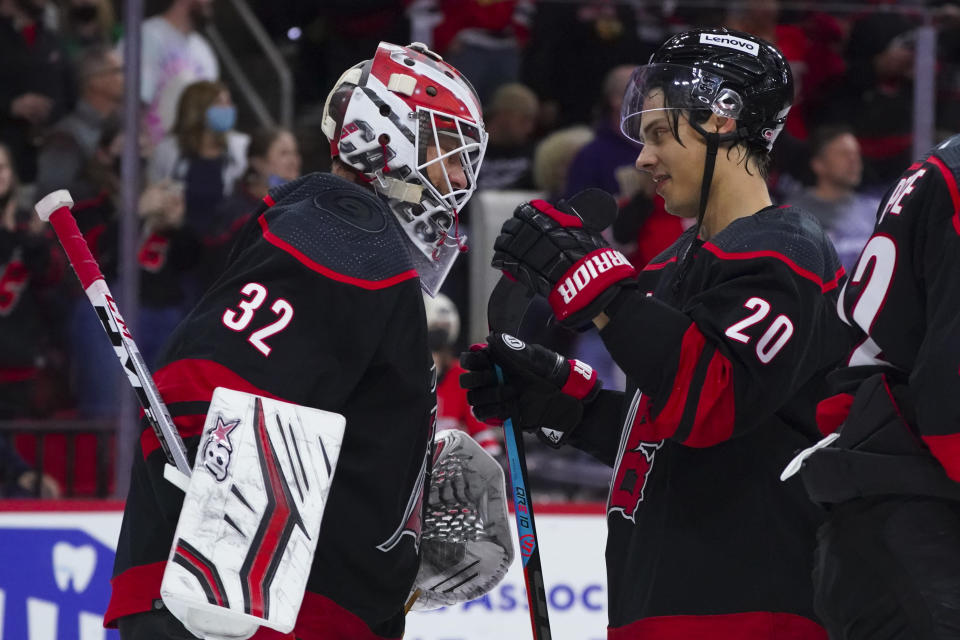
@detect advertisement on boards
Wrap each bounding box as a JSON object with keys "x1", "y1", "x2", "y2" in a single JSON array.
[{"x1": 0, "y1": 503, "x2": 608, "y2": 640}]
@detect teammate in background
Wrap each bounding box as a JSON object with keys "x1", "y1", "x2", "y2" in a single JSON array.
[
  {"x1": 107, "y1": 42, "x2": 487, "y2": 639},
  {"x1": 425, "y1": 293, "x2": 503, "y2": 458},
  {"x1": 797, "y1": 136, "x2": 960, "y2": 638},
  {"x1": 463, "y1": 29, "x2": 851, "y2": 637}
]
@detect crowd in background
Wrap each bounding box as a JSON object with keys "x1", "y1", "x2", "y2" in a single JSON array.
[{"x1": 1, "y1": 0, "x2": 959, "y2": 499}]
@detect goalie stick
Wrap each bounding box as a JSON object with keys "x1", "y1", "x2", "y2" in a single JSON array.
[
  {"x1": 34, "y1": 190, "x2": 192, "y2": 481},
  {"x1": 487, "y1": 188, "x2": 617, "y2": 640}
]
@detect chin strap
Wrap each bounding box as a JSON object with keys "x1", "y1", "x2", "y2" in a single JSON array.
[{"x1": 671, "y1": 120, "x2": 741, "y2": 295}]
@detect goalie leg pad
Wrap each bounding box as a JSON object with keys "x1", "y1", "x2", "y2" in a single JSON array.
[{"x1": 161, "y1": 388, "x2": 345, "y2": 639}]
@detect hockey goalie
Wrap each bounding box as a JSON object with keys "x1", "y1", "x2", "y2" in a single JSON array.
[{"x1": 35, "y1": 39, "x2": 511, "y2": 640}]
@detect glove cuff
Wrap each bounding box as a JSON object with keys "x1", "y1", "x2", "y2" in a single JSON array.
[
  {"x1": 548, "y1": 248, "x2": 637, "y2": 323},
  {"x1": 561, "y1": 359, "x2": 599, "y2": 401}
]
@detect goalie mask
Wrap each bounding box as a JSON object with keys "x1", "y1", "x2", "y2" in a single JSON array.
[{"x1": 322, "y1": 42, "x2": 488, "y2": 296}]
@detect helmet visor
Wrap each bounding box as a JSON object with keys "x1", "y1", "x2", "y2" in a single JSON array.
[{"x1": 620, "y1": 63, "x2": 744, "y2": 144}]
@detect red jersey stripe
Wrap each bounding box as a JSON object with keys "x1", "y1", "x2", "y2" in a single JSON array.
[
  {"x1": 921, "y1": 433, "x2": 960, "y2": 483},
  {"x1": 635, "y1": 324, "x2": 706, "y2": 441},
  {"x1": 701, "y1": 242, "x2": 841, "y2": 292},
  {"x1": 685, "y1": 348, "x2": 737, "y2": 447},
  {"x1": 608, "y1": 611, "x2": 827, "y2": 640},
  {"x1": 103, "y1": 561, "x2": 166, "y2": 627},
  {"x1": 258, "y1": 216, "x2": 418, "y2": 289}
]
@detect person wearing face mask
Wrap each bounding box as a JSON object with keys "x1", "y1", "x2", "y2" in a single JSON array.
[
  {"x1": 0, "y1": 0, "x2": 74, "y2": 183},
  {"x1": 205, "y1": 127, "x2": 301, "y2": 278},
  {"x1": 147, "y1": 80, "x2": 249, "y2": 238}
]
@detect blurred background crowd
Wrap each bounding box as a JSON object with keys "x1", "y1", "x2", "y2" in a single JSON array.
[{"x1": 1, "y1": 0, "x2": 958, "y2": 501}]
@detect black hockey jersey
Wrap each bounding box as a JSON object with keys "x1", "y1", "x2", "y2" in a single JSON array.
[
  {"x1": 571, "y1": 206, "x2": 851, "y2": 638},
  {"x1": 823, "y1": 135, "x2": 960, "y2": 484},
  {"x1": 106, "y1": 173, "x2": 436, "y2": 639}
]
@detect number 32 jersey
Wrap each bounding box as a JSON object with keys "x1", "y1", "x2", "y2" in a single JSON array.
[
  {"x1": 837, "y1": 134, "x2": 960, "y2": 483},
  {"x1": 106, "y1": 173, "x2": 436, "y2": 639},
  {"x1": 570, "y1": 205, "x2": 851, "y2": 637}
]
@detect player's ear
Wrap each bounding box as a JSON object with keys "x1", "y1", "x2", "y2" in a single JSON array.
[{"x1": 710, "y1": 115, "x2": 736, "y2": 135}]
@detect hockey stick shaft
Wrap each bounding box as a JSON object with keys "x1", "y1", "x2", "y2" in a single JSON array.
[
  {"x1": 497, "y1": 368, "x2": 552, "y2": 640},
  {"x1": 488, "y1": 276, "x2": 552, "y2": 640},
  {"x1": 35, "y1": 190, "x2": 192, "y2": 477}
]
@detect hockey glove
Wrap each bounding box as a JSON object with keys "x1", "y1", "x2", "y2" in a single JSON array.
[
  {"x1": 492, "y1": 198, "x2": 637, "y2": 328},
  {"x1": 460, "y1": 333, "x2": 601, "y2": 448}
]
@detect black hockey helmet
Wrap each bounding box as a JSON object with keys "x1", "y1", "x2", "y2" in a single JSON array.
[{"x1": 621, "y1": 27, "x2": 794, "y2": 153}]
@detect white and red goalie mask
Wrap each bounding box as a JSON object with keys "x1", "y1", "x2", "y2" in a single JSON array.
[{"x1": 322, "y1": 42, "x2": 488, "y2": 296}]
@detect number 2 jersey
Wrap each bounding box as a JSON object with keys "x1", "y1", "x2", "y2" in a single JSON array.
[
  {"x1": 105, "y1": 173, "x2": 436, "y2": 639},
  {"x1": 822, "y1": 134, "x2": 960, "y2": 485},
  {"x1": 569, "y1": 205, "x2": 852, "y2": 638}
]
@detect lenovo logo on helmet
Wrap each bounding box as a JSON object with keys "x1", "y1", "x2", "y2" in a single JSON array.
[{"x1": 700, "y1": 33, "x2": 759, "y2": 57}]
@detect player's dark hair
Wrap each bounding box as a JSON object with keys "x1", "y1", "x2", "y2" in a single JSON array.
[{"x1": 658, "y1": 91, "x2": 771, "y2": 179}]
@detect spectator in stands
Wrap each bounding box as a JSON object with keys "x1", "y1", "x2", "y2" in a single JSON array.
[
  {"x1": 787, "y1": 125, "x2": 879, "y2": 273},
  {"x1": 137, "y1": 0, "x2": 219, "y2": 143},
  {"x1": 67, "y1": 121, "x2": 197, "y2": 415},
  {"x1": 0, "y1": 433, "x2": 60, "y2": 497},
  {"x1": 476, "y1": 83, "x2": 538, "y2": 191},
  {"x1": 59, "y1": 0, "x2": 119, "y2": 60},
  {"x1": 522, "y1": 1, "x2": 649, "y2": 129},
  {"x1": 824, "y1": 13, "x2": 917, "y2": 191},
  {"x1": 0, "y1": 0, "x2": 74, "y2": 183},
  {"x1": 36, "y1": 45, "x2": 123, "y2": 197},
  {"x1": 147, "y1": 80, "x2": 248, "y2": 237},
  {"x1": 426, "y1": 293, "x2": 503, "y2": 458},
  {"x1": 563, "y1": 65, "x2": 639, "y2": 199},
  {"x1": 0, "y1": 142, "x2": 69, "y2": 422},
  {"x1": 209, "y1": 127, "x2": 300, "y2": 276},
  {"x1": 532, "y1": 125, "x2": 594, "y2": 201},
  {"x1": 430, "y1": 0, "x2": 532, "y2": 105}
]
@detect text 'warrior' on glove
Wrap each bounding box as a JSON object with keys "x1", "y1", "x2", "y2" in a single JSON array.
[
  {"x1": 459, "y1": 333, "x2": 602, "y2": 448},
  {"x1": 491, "y1": 197, "x2": 637, "y2": 328}
]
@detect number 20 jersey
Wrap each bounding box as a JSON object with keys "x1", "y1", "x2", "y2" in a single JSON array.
[
  {"x1": 572, "y1": 205, "x2": 851, "y2": 637},
  {"x1": 838, "y1": 134, "x2": 960, "y2": 482}
]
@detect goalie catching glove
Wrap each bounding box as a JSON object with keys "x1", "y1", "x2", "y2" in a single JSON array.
[
  {"x1": 410, "y1": 428, "x2": 513, "y2": 611},
  {"x1": 491, "y1": 198, "x2": 637, "y2": 328},
  {"x1": 460, "y1": 333, "x2": 602, "y2": 447}
]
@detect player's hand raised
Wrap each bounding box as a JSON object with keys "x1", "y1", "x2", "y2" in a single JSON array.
[{"x1": 492, "y1": 198, "x2": 637, "y2": 329}]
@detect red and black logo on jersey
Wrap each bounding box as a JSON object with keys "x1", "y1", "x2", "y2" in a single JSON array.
[{"x1": 608, "y1": 394, "x2": 663, "y2": 523}]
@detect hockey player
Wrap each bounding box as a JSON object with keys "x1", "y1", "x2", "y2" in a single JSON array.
[
  {"x1": 463, "y1": 29, "x2": 852, "y2": 638},
  {"x1": 795, "y1": 136, "x2": 960, "y2": 638},
  {"x1": 106, "y1": 42, "x2": 488, "y2": 639}
]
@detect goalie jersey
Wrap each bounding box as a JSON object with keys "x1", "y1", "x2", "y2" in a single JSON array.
[
  {"x1": 570, "y1": 206, "x2": 852, "y2": 637},
  {"x1": 106, "y1": 173, "x2": 436, "y2": 639}
]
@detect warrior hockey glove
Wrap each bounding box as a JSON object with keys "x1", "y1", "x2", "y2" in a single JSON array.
[
  {"x1": 460, "y1": 333, "x2": 601, "y2": 448},
  {"x1": 492, "y1": 198, "x2": 637, "y2": 329}
]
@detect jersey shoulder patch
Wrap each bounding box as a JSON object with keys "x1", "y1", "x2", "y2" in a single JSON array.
[
  {"x1": 706, "y1": 206, "x2": 844, "y2": 291},
  {"x1": 259, "y1": 172, "x2": 417, "y2": 289}
]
